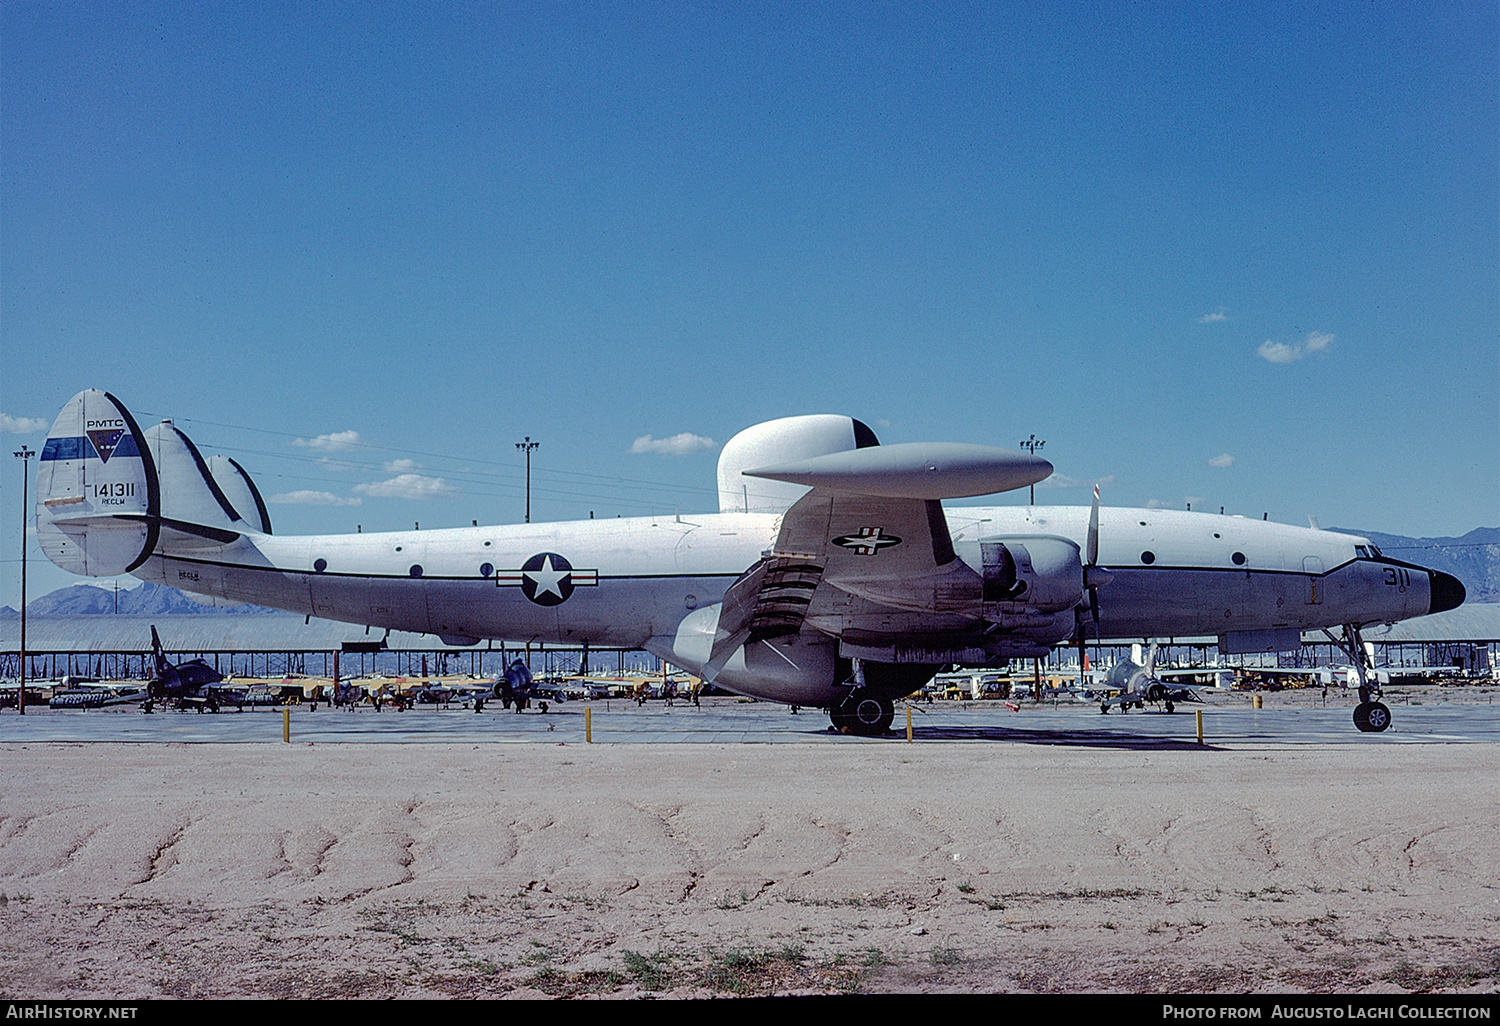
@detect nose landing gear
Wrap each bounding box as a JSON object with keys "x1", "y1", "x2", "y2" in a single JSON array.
[
  {"x1": 1325, "y1": 623, "x2": 1392, "y2": 733},
  {"x1": 1353, "y1": 700, "x2": 1391, "y2": 733}
]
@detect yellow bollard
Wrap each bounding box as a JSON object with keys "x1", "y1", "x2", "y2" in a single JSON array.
[
  {"x1": 1196, "y1": 709, "x2": 1203, "y2": 745},
  {"x1": 283, "y1": 706, "x2": 290, "y2": 743},
  {"x1": 585, "y1": 706, "x2": 592, "y2": 743},
  {"x1": 906, "y1": 705, "x2": 913, "y2": 742},
  {"x1": 1253, "y1": 694, "x2": 1263, "y2": 709}
]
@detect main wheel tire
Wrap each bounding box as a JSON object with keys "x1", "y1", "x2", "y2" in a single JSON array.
[
  {"x1": 832, "y1": 695, "x2": 893, "y2": 736},
  {"x1": 853, "y1": 696, "x2": 894, "y2": 734}
]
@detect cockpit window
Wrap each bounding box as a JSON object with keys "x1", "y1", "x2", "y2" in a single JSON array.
[
  {"x1": 1355, "y1": 546, "x2": 1369, "y2": 558},
  {"x1": 1370, "y1": 545, "x2": 1382, "y2": 557}
]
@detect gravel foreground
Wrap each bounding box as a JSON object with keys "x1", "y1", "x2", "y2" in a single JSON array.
[{"x1": 1, "y1": 737, "x2": 1497, "y2": 999}]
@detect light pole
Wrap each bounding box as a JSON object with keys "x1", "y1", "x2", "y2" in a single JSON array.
[
  {"x1": 13, "y1": 445, "x2": 34, "y2": 715},
  {"x1": 515, "y1": 437, "x2": 539, "y2": 524},
  {"x1": 1018, "y1": 434, "x2": 1045, "y2": 504}
]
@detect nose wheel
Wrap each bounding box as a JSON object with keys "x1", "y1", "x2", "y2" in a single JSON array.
[{"x1": 1353, "y1": 701, "x2": 1391, "y2": 733}]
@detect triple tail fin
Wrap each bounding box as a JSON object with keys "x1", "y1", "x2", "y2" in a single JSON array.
[{"x1": 37, "y1": 389, "x2": 271, "y2": 578}]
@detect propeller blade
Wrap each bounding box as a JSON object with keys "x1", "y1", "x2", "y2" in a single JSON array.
[{"x1": 1087, "y1": 484, "x2": 1100, "y2": 566}]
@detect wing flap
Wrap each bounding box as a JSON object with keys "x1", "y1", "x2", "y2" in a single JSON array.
[
  {"x1": 705, "y1": 488, "x2": 986, "y2": 679},
  {"x1": 703, "y1": 555, "x2": 826, "y2": 681}
]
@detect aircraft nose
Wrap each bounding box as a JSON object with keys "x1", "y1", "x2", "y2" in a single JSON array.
[{"x1": 1428, "y1": 570, "x2": 1466, "y2": 615}]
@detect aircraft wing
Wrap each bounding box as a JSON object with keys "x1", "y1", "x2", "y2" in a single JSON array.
[
  {"x1": 703, "y1": 442, "x2": 1052, "y2": 678},
  {"x1": 704, "y1": 491, "x2": 984, "y2": 678}
]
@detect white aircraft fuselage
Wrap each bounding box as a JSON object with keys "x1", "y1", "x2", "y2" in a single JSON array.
[
  {"x1": 36, "y1": 392, "x2": 1463, "y2": 723},
  {"x1": 134, "y1": 506, "x2": 1435, "y2": 688}
]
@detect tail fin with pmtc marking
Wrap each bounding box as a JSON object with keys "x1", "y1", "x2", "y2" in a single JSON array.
[{"x1": 37, "y1": 389, "x2": 271, "y2": 578}]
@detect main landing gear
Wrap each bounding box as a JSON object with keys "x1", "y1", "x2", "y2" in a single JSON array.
[
  {"x1": 829, "y1": 692, "x2": 895, "y2": 736},
  {"x1": 827, "y1": 658, "x2": 934, "y2": 737}
]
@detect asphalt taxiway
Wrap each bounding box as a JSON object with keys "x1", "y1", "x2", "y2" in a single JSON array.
[{"x1": 2, "y1": 692, "x2": 1497, "y2": 745}]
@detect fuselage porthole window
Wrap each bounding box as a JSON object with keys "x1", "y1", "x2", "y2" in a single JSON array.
[
  {"x1": 1232, "y1": 552, "x2": 1246, "y2": 566},
  {"x1": 1140, "y1": 551, "x2": 1156, "y2": 565}
]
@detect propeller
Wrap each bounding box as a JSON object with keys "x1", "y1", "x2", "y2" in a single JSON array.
[
  {"x1": 1075, "y1": 485, "x2": 1114, "y2": 687},
  {"x1": 1083, "y1": 484, "x2": 1114, "y2": 624}
]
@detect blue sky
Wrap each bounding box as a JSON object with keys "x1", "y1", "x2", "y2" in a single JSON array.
[{"x1": 3, "y1": 1, "x2": 1496, "y2": 606}]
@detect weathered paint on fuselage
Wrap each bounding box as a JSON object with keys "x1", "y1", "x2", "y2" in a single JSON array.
[
  {"x1": 946, "y1": 506, "x2": 1432, "y2": 638},
  {"x1": 131, "y1": 505, "x2": 1429, "y2": 656}
]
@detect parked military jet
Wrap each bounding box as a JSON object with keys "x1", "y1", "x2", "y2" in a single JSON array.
[
  {"x1": 490, "y1": 658, "x2": 562, "y2": 711},
  {"x1": 146, "y1": 625, "x2": 243, "y2": 711},
  {"x1": 1095, "y1": 643, "x2": 1203, "y2": 714},
  {"x1": 35, "y1": 390, "x2": 1464, "y2": 734}
]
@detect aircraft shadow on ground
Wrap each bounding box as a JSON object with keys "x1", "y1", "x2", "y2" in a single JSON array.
[{"x1": 899, "y1": 723, "x2": 1219, "y2": 751}]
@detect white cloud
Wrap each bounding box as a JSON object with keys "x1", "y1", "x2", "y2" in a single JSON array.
[
  {"x1": 1257, "y1": 340, "x2": 1298, "y2": 363},
  {"x1": 629, "y1": 432, "x2": 716, "y2": 456},
  {"x1": 293, "y1": 430, "x2": 365, "y2": 452},
  {"x1": 1198, "y1": 307, "x2": 1228, "y2": 323},
  {"x1": 268, "y1": 490, "x2": 362, "y2": 506},
  {"x1": 316, "y1": 457, "x2": 360, "y2": 472},
  {"x1": 1208, "y1": 453, "x2": 1235, "y2": 468},
  {"x1": 384, "y1": 458, "x2": 421, "y2": 473},
  {"x1": 1037, "y1": 473, "x2": 1116, "y2": 490},
  {"x1": 354, "y1": 474, "x2": 457, "y2": 500},
  {"x1": 0, "y1": 413, "x2": 49, "y2": 434},
  {"x1": 1258, "y1": 331, "x2": 1334, "y2": 364}
]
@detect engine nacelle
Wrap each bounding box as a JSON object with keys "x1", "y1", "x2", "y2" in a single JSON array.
[
  {"x1": 668, "y1": 604, "x2": 846, "y2": 706},
  {"x1": 978, "y1": 535, "x2": 1084, "y2": 647}
]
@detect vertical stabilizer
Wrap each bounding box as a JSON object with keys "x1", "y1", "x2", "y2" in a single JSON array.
[
  {"x1": 208, "y1": 455, "x2": 272, "y2": 534},
  {"x1": 37, "y1": 390, "x2": 159, "y2": 576},
  {"x1": 144, "y1": 422, "x2": 252, "y2": 532}
]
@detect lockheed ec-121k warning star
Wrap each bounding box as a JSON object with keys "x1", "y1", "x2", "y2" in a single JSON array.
[{"x1": 35, "y1": 390, "x2": 1464, "y2": 735}]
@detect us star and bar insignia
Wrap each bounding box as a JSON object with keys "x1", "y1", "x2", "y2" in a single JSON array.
[
  {"x1": 832, "y1": 527, "x2": 901, "y2": 556},
  {"x1": 494, "y1": 552, "x2": 598, "y2": 606}
]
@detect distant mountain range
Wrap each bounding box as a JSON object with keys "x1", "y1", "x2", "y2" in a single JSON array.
[
  {"x1": 4, "y1": 526, "x2": 1495, "y2": 616},
  {"x1": 1325, "y1": 526, "x2": 1499, "y2": 604},
  {"x1": 1, "y1": 581, "x2": 282, "y2": 617}
]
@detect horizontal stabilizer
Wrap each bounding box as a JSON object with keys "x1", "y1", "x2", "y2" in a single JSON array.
[{"x1": 746, "y1": 442, "x2": 1052, "y2": 500}]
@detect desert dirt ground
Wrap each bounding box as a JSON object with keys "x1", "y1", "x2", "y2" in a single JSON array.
[{"x1": 2, "y1": 717, "x2": 1497, "y2": 1000}]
